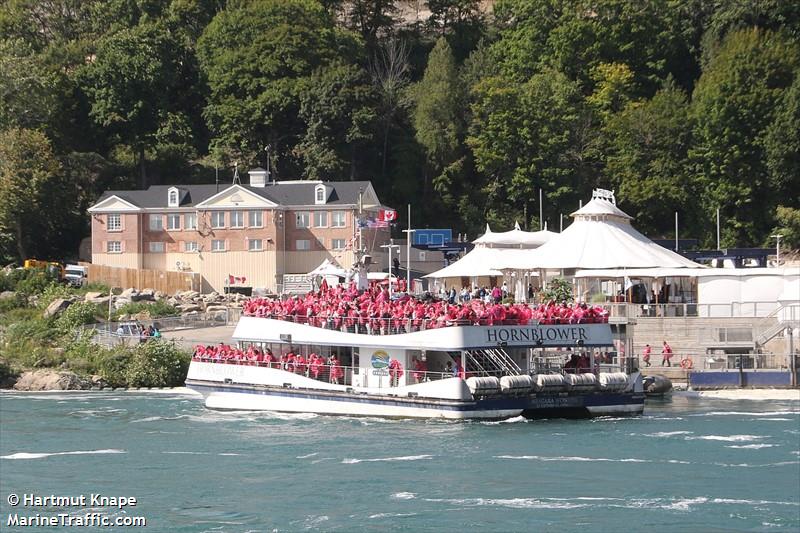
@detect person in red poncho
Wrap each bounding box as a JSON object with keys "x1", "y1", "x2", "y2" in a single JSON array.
[{"x1": 389, "y1": 358, "x2": 404, "y2": 386}]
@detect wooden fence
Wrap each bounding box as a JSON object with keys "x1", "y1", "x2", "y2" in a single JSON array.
[{"x1": 85, "y1": 264, "x2": 201, "y2": 293}]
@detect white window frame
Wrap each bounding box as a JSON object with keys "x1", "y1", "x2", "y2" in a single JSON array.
[
  {"x1": 331, "y1": 211, "x2": 346, "y2": 228},
  {"x1": 315, "y1": 185, "x2": 326, "y2": 204},
  {"x1": 295, "y1": 239, "x2": 311, "y2": 251},
  {"x1": 184, "y1": 213, "x2": 197, "y2": 230},
  {"x1": 248, "y1": 239, "x2": 263, "y2": 251},
  {"x1": 167, "y1": 214, "x2": 181, "y2": 231},
  {"x1": 148, "y1": 241, "x2": 165, "y2": 253},
  {"x1": 211, "y1": 211, "x2": 225, "y2": 229},
  {"x1": 249, "y1": 210, "x2": 263, "y2": 228},
  {"x1": 211, "y1": 239, "x2": 225, "y2": 252},
  {"x1": 184, "y1": 241, "x2": 198, "y2": 252},
  {"x1": 314, "y1": 211, "x2": 328, "y2": 228},
  {"x1": 107, "y1": 241, "x2": 121, "y2": 253},
  {"x1": 107, "y1": 214, "x2": 121, "y2": 232},
  {"x1": 149, "y1": 214, "x2": 163, "y2": 231},
  {"x1": 168, "y1": 188, "x2": 179, "y2": 207},
  {"x1": 295, "y1": 212, "x2": 310, "y2": 228},
  {"x1": 230, "y1": 210, "x2": 244, "y2": 228},
  {"x1": 331, "y1": 238, "x2": 346, "y2": 250}
]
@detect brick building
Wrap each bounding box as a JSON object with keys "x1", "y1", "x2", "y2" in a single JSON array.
[{"x1": 87, "y1": 169, "x2": 392, "y2": 292}]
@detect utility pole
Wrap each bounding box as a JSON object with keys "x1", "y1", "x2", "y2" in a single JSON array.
[
  {"x1": 772, "y1": 234, "x2": 783, "y2": 267},
  {"x1": 401, "y1": 204, "x2": 415, "y2": 294},
  {"x1": 716, "y1": 207, "x2": 720, "y2": 250},
  {"x1": 539, "y1": 189, "x2": 543, "y2": 231},
  {"x1": 675, "y1": 212, "x2": 679, "y2": 251},
  {"x1": 381, "y1": 243, "x2": 400, "y2": 297}
]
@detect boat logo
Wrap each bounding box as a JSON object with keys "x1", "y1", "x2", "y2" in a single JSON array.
[{"x1": 371, "y1": 350, "x2": 390, "y2": 369}]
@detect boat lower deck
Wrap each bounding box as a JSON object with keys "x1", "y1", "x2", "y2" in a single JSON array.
[{"x1": 185, "y1": 379, "x2": 644, "y2": 420}]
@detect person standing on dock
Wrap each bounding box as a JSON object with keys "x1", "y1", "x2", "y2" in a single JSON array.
[
  {"x1": 661, "y1": 341, "x2": 673, "y2": 367},
  {"x1": 643, "y1": 344, "x2": 652, "y2": 367}
]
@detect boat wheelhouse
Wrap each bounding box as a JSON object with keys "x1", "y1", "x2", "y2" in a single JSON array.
[{"x1": 186, "y1": 313, "x2": 645, "y2": 420}]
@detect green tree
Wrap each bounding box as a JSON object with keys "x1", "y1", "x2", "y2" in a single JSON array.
[
  {"x1": 690, "y1": 28, "x2": 799, "y2": 246},
  {"x1": 412, "y1": 37, "x2": 474, "y2": 226},
  {"x1": 605, "y1": 80, "x2": 699, "y2": 238},
  {"x1": 0, "y1": 39, "x2": 59, "y2": 131},
  {"x1": 295, "y1": 62, "x2": 379, "y2": 180},
  {"x1": 426, "y1": 0, "x2": 485, "y2": 61},
  {"x1": 81, "y1": 22, "x2": 179, "y2": 187},
  {"x1": 198, "y1": 0, "x2": 357, "y2": 175},
  {"x1": 769, "y1": 206, "x2": 800, "y2": 251},
  {"x1": 468, "y1": 69, "x2": 592, "y2": 229},
  {"x1": 764, "y1": 74, "x2": 800, "y2": 206},
  {"x1": 0, "y1": 128, "x2": 62, "y2": 261}
]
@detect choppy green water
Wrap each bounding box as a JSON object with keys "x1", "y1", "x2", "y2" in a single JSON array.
[{"x1": 1, "y1": 390, "x2": 798, "y2": 532}]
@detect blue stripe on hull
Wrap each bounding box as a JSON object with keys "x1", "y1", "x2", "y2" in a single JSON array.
[{"x1": 185, "y1": 380, "x2": 644, "y2": 417}]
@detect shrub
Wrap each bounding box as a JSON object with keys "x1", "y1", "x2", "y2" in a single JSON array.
[
  {"x1": 112, "y1": 300, "x2": 179, "y2": 320},
  {"x1": 0, "y1": 292, "x2": 26, "y2": 313},
  {"x1": 56, "y1": 302, "x2": 101, "y2": 332},
  {"x1": 125, "y1": 340, "x2": 190, "y2": 387},
  {"x1": 37, "y1": 283, "x2": 73, "y2": 309},
  {"x1": 541, "y1": 278, "x2": 574, "y2": 304},
  {"x1": 14, "y1": 270, "x2": 57, "y2": 296},
  {"x1": 96, "y1": 349, "x2": 134, "y2": 388}
]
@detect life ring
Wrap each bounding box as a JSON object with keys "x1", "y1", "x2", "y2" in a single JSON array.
[{"x1": 680, "y1": 357, "x2": 693, "y2": 369}]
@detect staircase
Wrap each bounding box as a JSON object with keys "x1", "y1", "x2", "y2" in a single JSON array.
[
  {"x1": 754, "y1": 303, "x2": 800, "y2": 347},
  {"x1": 464, "y1": 348, "x2": 522, "y2": 376}
]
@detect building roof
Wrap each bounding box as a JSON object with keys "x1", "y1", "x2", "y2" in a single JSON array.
[{"x1": 92, "y1": 181, "x2": 376, "y2": 209}]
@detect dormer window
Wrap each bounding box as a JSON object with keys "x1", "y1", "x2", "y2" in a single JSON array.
[
  {"x1": 315, "y1": 185, "x2": 326, "y2": 205},
  {"x1": 168, "y1": 187, "x2": 179, "y2": 207}
]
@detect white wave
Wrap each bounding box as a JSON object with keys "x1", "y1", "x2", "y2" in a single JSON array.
[
  {"x1": 695, "y1": 390, "x2": 800, "y2": 401},
  {"x1": 310, "y1": 457, "x2": 334, "y2": 465},
  {"x1": 163, "y1": 451, "x2": 211, "y2": 455},
  {"x1": 218, "y1": 453, "x2": 241, "y2": 456},
  {"x1": 296, "y1": 452, "x2": 319, "y2": 459},
  {"x1": 342, "y1": 454, "x2": 433, "y2": 464},
  {"x1": 712, "y1": 498, "x2": 799, "y2": 506},
  {"x1": 423, "y1": 497, "x2": 588, "y2": 510},
  {"x1": 686, "y1": 434, "x2": 767, "y2": 442},
  {"x1": 642, "y1": 431, "x2": 694, "y2": 437},
  {"x1": 2, "y1": 449, "x2": 125, "y2": 460},
  {"x1": 690, "y1": 410, "x2": 799, "y2": 417},
  {"x1": 756, "y1": 418, "x2": 793, "y2": 421},
  {"x1": 392, "y1": 492, "x2": 417, "y2": 500},
  {"x1": 666, "y1": 459, "x2": 693, "y2": 464},
  {"x1": 369, "y1": 512, "x2": 418, "y2": 518},
  {"x1": 791, "y1": 451, "x2": 800, "y2": 456},
  {"x1": 726, "y1": 444, "x2": 778, "y2": 449},
  {"x1": 495, "y1": 455, "x2": 648, "y2": 463}
]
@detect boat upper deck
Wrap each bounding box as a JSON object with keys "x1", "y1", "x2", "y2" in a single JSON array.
[{"x1": 233, "y1": 316, "x2": 614, "y2": 351}]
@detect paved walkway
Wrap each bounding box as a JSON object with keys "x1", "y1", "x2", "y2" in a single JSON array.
[{"x1": 161, "y1": 325, "x2": 236, "y2": 350}]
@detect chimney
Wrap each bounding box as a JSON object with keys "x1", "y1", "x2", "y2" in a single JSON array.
[{"x1": 248, "y1": 167, "x2": 267, "y2": 188}]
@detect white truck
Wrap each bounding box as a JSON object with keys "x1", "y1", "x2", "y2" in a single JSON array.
[{"x1": 64, "y1": 264, "x2": 88, "y2": 287}]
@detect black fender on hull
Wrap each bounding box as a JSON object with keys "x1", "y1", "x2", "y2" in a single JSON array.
[{"x1": 643, "y1": 374, "x2": 673, "y2": 396}]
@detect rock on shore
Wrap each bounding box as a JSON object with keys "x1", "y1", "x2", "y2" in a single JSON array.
[{"x1": 13, "y1": 370, "x2": 91, "y2": 391}]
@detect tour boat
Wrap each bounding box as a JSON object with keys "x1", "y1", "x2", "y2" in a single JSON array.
[{"x1": 185, "y1": 313, "x2": 645, "y2": 420}]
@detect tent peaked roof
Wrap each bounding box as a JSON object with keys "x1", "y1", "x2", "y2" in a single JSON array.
[
  {"x1": 503, "y1": 218, "x2": 700, "y2": 270},
  {"x1": 308, "y1": 258, "x2": 346, "y2": 276},
  {"x1": 473, "y1": 226, "x2": 556, "y2": 248},
  {"x1": 570, "y1": 188, "x2": 632, "y2": 220}
]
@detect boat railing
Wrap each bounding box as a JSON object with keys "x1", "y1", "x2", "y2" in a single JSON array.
[
  {"x1": 240, "y1": 314, "x2": 607, "y2": 335},
  {"x1": 190, "y1": 357, "x2": 508, "y2": 387}
]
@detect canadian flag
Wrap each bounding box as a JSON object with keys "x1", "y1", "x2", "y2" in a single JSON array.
[{"x1": 379, "y1": 209, "x2": 397, "y2": 222}]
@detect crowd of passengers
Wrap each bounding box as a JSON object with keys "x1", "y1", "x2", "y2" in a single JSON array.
[
  {"x1": 241, "y1": 283, "x2": 609, "y2": 333},
  {"x1": 193, "y1": 344, "x2": 346, "y2": 382}
]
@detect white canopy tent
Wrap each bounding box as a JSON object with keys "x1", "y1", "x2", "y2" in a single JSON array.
[
  {"x1": 472, "y1": 222, "x2": 557, "y2": 248},
  {"x1": 493, "y1": 191, "x2": 701, "y2": 271},
  {"x1": 308, "y1": 258, "x2": 347, "y2": 277}
]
